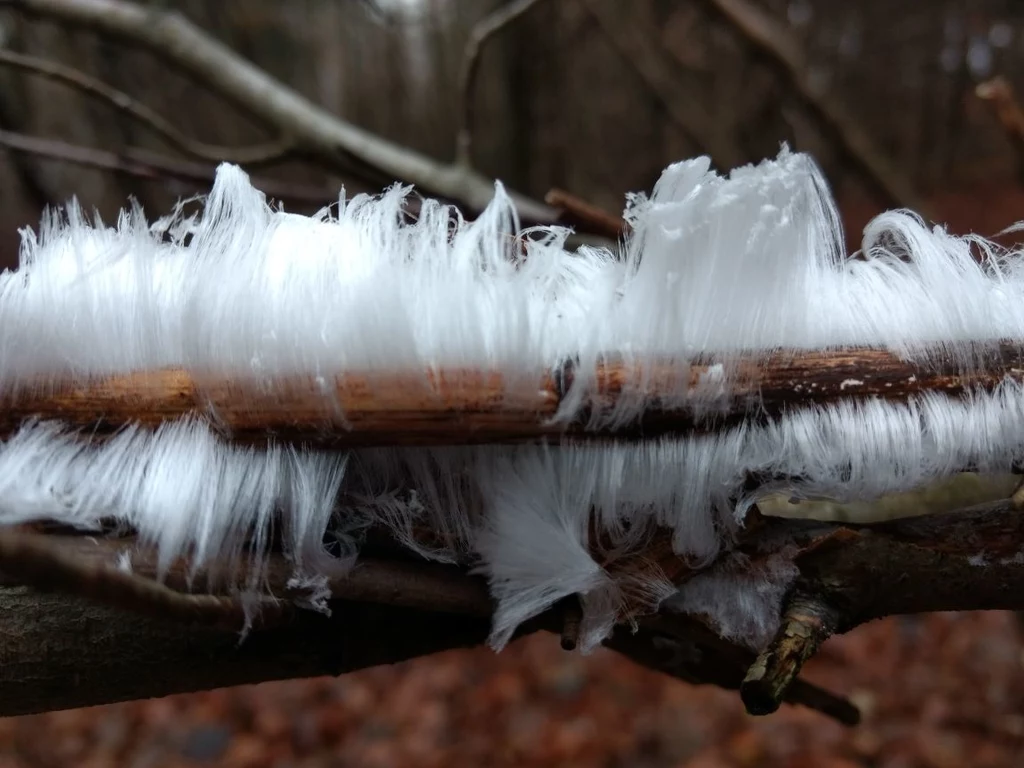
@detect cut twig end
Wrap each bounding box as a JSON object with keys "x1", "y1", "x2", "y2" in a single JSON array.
[
  {"x1": 740, "y1": 592, "x2": 842, "y2": 717},
  {"x1": 559, "y1": 594, "x2": 583, "y2": 651}
]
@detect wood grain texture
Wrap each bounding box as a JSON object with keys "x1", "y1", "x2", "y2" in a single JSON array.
[{"x1": 2, "y1": 344, "x2": 1022, "y2": 445}]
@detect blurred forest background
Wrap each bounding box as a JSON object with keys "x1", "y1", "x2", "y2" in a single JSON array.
[
  {"x1": 4, "y1": 0, "x2": 1024, "y2": 258},
  {"x1": 3, "y1": 0, "x2": 1024, "y2": 766}
]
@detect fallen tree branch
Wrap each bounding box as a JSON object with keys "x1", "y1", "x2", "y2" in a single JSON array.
[
  {"x1": 4, "y1": 344, "x2": 1022, "y2": 445},
  {"x1": 700, "y1": 0, "x2": 933, "y2": 218},
  {"x1": 0, "y1": 0, "x2": 557, "y2": 223},
  {"x1": 0, "y1": 48, "x2": 295, "y2": 165},
  {"x1": 5, "y1": 494, "x2": 1024, "y2": 721},
  {"x1": 0, "y1": 527, "x2": 854, "y2": 721}
]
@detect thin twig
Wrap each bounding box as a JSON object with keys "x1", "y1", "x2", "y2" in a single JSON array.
[
  {"x1": 624, "y1": 615, "x2": 859, "y2": 725},
  {"x1": 455, "y1": 0, "x2": 549, "y2": 167},
  {"x1": 741, "y1": 592, "x2": 841, "y2": 716},
  {"x1": 0, "y1": 48, "x2": 294, "y2": 165},
  {"x1": 545, "y1": 187, "x2": 626, "y2": 240},
  {"x1": 0, "y1": 128, "x2": 336, "y2": 205},
  {"x1": 17, "y1": 532, "x2": 496, "y2": 619},
  {"x1": 0, "y1": 0, "x2": 557, "y2": 222},
  {"x1": 0, "y1": 527, "x2": 288, "y2": 631},
  {"x1": 5, "y1": 344, "x2": 1024, "y2": 446}
]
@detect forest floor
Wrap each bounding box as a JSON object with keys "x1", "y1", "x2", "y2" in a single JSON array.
[{"x1": 0, "y1": 610, "x2": 1022, "y2": 767}]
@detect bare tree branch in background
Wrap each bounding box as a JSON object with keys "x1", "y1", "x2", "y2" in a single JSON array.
[
  {"x1": 701, "y1": 0, "x2": 934, "y2": 219},
  {"x1": 578, "y1": 0, "x2": 746, "y2": 171},
  {"x1": 0, "y1": 129, "x2": 337, "y2": 207},
  {"x1": 0, "y1": 49, "x2": 295, "y2": 165},
  {"x1": 0, "y1": 0, "x2": 558, "y2": 223},
  {"x1": 456, "y1": 0, "x2": 550, "y2": 168}
]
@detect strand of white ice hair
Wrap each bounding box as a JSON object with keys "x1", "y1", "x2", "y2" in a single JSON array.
[
  {"x1": 0, "y1": 418, "x2": 353, "y2": 604},
  {"x1": 1, "y1": 378, "x2": 1023, "y2": 650},
  {"x1": 6, "y1": 146, "x2": 1024, "y2": 423}
]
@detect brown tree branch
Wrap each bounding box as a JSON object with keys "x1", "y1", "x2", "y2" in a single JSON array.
[
  {"x1": 0, "y1": 527, "x2": 854, "y2": 722},
  {"x1": 740, "y1": 593, "x2": 841, "y2": 716},
  {"x1": 0, "y1": 48, "x2": 295, "y2": 165},
  {"x1": 0, "y1": 0, "x2": 557, "y2": 223},
  {"x1": 5, "y1": 495, "x2": 1024, "y2": 721},
  {"x1": 700, "y1": 0, "x2": 933, "y2": 218},
  {"x1": 0, "y1": 128, "x2": 338, "y2": 206},
  {"x1": 456, "y1": 0, "x2": 550, "y2": 168},
  {"x1": 621, "y1": 615, "x2": 861, "y2": 726},
  {"x1": 4, "y1": 344, "x2": 1022, "y2": 446},
  {"x1": 545, "y1": 187, "x2": 627, "y2": 240},
  {"x1": 0, "y1": 527, "x2": 289, "y2": 631},
  {"x1": 0, "y1": 532, "x2": 495, "y2": 622},
  {"x1": 0, "y1": 585, "x2": 501, "y2": 718}
]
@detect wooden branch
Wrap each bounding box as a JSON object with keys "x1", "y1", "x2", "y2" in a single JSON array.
[
  {"x1": 793, "y1": 499, "x2": 1024, "y2": 623},
  {"x1": 4, "y1": 343, "x2": 1022, "y2": 446},
  {"x1": 620, "y1": 615, "x2": 861, "y2": 725},
  {"x1": 0, "y1": 527, "x2": 289, "y2": 631},
  {"x1": 0, "y1": 528, "x2": 853, "y2": 721},
  {"x1": 0, "y1": 0, "x2": 557, "y2": 223},
  {"x1": 0, "y1": 128, "x2": 337, "y2": 206},
  {"x1": 5, "y1": 495, "x2": 1024, "y2": 720},
  {"x1": 3, "y1": 532, "x2": 495, "y2": 620},
  {"x1": 0, "y1": 530, "x2": 505, "y2": 717},
  {"x1": 701, "y1": 0, "x2": 933, "y2": 218},
  {"x1": 740, "y1": 593, "x2": 840, "y2": 715},
  {"x1": 0, "y1": 48, "x2": 294, "y2": 165},
  {"x1": 578, "y1": 0, "x2": 746, "y2": 170},
  {"x1": 456, "y1": 0, "x2": 549, "y2": 167},
  {"x1": 545, "y1": 187, "x2": 627, "y2": 240},
  {"x1": 0, "y1": 586, "x2": 500, "y2": 717}
]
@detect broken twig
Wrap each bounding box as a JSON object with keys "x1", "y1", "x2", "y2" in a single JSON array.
[{"x1": 741, "y1": 592, "x2": 841, "y2": 716}]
